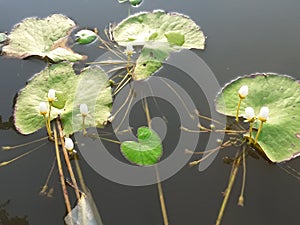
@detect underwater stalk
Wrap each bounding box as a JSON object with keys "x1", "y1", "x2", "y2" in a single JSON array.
[
  {"x1": 155, "y1": 165, "x2": 170, "y2": 225},
  {"x1": 56, "y1": 119, "x2": 81, "y2": 200},
  {"x1": 53, "y1": 126, "x2": 71, "y2": 213},
  {"x1": 215, "y1": 150, "x2": 242, "y2": 225}
]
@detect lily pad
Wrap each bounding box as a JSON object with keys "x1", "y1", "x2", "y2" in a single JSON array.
[
  {"x1": 215, "y1": 73, "x2": 300, "y2": 163},
  {"x1": 134, "y1": 42, "x2": 175, "y2": 80},
  {"x1": 112, "y1": 10, "x2": 205, "y2": 79},
  {"x1": 14, "y1": 63, "x2": 112, "y2": 136},
  {"x1": 75, "y1": 29, "x2": 97, "y2": 45},
  {"x1": 2, "y1": 14, "x2": 86, "y2": 62},
  {"x1": 112, "y1": 10, "x2": 205, "y2": 48},
  {"x1": 121, "y1": 127, "x2": 163, "y2": 166},
  {"x1": 0, "y1": 33, "x2": 7, "y2": 47},
  {"x1": 117, "y1": 0, "x2": 142, "y2": 7}
]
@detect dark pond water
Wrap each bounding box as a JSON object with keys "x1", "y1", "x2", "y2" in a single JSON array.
[{"x1": 1, "y1": 0, "x2": 300, "y2": 225}]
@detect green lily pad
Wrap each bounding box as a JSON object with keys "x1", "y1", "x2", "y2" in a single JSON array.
[
  {"x1": 2, "y1": 14, "x2": 86, "y2": 62},
  {"x1": 117, "y1": 0, "x2": 142, "y2": 6},
  {"x1": 0, "y1": 32, "x2": 7, "y2": 47},
  {"x1": 112, "y1": 10, "x2": 205, "y2": 48},
  {"x1": 112, "y1": 10, "x2": 205, "y2": 79},
  {"x1": 14, "y1": 63, "x2": 112, "y2": 136},
  {"x1": 0, "y1": 33, "x2": 7, "y2": 42},
  {"x1": 134, "y1": 42, "x2": 175, "y2": 80},
  {"x1": 121, "y1": 127, "x2": 163, "y2": 166},
  {"x1": 215, "y1": 73, "x2": 300, "y2": 163},
  {"x1": 75, "y1": 29, "x2": 97, "y2": 45}
]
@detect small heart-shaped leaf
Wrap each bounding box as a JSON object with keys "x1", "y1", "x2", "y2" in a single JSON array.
[{"x1": 121, "y1": 127, "x2": 163, "y2": 166}]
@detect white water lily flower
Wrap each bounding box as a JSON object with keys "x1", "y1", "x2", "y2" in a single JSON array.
[
  {"x1": 47, "y1": 89, "x2": 56, "y2": 102},
  {"x1": 39, "y1": 102, "x2": 48, "y2": 115},
  {"x1": 238, "y1": 85, "x2": 248, "y2": 99},
  {"x1": 124, "y1": 44, "x2": 136, "y2": 56},
  {"x1": 64, "y1": 137, "x2": 74, "y2": 151},
  {"x1": 258, "y1": 106, "x2": 269, "y2": 122},
  {"x1": 244, "y1": 107, "x2": 255, "y2": 121},
  {"x1": 80, "y1": 104, "x2": 89, "y2": 116}
]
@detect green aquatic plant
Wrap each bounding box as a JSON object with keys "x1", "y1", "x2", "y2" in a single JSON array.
[
  {"x1": 2, "y1": 14, "x2": 86, "y2": 62},
  {"x1": 75, "y1": 29, "x2": 98, "y2": 45},
  {"x1": 111, "y1": 10, "x2": 205, "y2": 79},
  {"x1": 121, "y1": 126, "x2": 163, "y2": 166},
  {"x1": 0, "y1": 33, "x2": 7, "y2": 48},
  {"x1": 216, "y1": 73, "x2": 300, "y2": 163},
  {"x1": 14, "y1": 63, "x2": 112, "y2": 136},
  {"x1": 118, "y1": 0, "x2": 143, "y2": 7}
]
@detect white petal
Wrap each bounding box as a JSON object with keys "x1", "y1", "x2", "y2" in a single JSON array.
[
  {"x1": 258, "y1": 106, "x2": 269, "y2": 121},
  {"x1": 48, "y1": 89, "x2": 56, "y2": 101},
  {"x1": 39, "y1": 102, "x2": 48, "y2": 114},
  {"x1": 238, "y1": 85, "x2": 248, "y2": 98},
  {"x1": 64, "y1": 137, "x2": 74, "y2": 151},
  {"x1": 126, "y1": 44, "x2": 134, "y2": 52},
  {"x1": 80, "y1": 104, "x2": 89, "y2": 116},
  {"x1": 244, "y1": 107, "x2": 255, "y2": 120}
]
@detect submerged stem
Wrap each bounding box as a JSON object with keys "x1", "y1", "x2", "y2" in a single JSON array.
[
  {"x1": 56, "y1": 119, "x2": 81, "y2": 201},
  {"x1": 215, "y1": 148, "x2": 243, "y2": 225},
  {"x1": 53, "y1": 126, "x2": 71, "y2": 213},
  {"x1": 238, "y1": 147, "x2": 247, "y2": 207},
  {"x1": 155, "y1": 165, "x2": 170, "y2": 225}
]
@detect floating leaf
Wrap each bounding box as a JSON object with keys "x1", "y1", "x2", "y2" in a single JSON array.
[
  {"x1": 2, "y1": 14, "x2": 86, "y2": 62},
  {"x1": 75, "y1": 29, "x2": 97, "y2": 45},
  {"x1": 112, "y1": 10, "x2": 205, "y2": 49},
  {"x1": 14, "y1": 63, "x2": 112, "y2": 136},
  {"x1": 129, "y1": 0, "x2": 142, "y2": 6},
  {"x1": 117, "y1": 0, "x2": 142, "y2": 7},
  {"x1": 121, "y1": 127, "x2": 163, "y2": 166},
  {"x1": 112, "y1": 10, "x2": 205, "y2": 79},
  {"x1": 215, "y1": 73, "x2": 300, "y2": 162},
  {"x1": 0, "y1": 33, "x2": 7, "y2": 47},
  {"x1": 134, "y1": 42, "x2": 175, "y2": 80}
]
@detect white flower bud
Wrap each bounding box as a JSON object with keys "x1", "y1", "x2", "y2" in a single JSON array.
[
  {"x1": 39, "y1": 102, "x2": 48, "y2": 115},
  {"x1": 258, "y1": 106, "x2": 269, "y2": 122},
  {"x1": 80, "y1": 104, "x2": 89, "y2": 116},
  {"x1": 244, "y1": 107, "x2": 255, "y2": 121},
  {"x1": 48, "y1": 89, "x2": 56, "y2": 102},
  {"x1": 238, "y1": 85, "x2": 248, "y2": 99},
  {"x1": 124, "y1": 44, "x2": 135, "y2": 56},
  {"x1": 64, "y1": 137, "x2": 74, "y2": 151}
]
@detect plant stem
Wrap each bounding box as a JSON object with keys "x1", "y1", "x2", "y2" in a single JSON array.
[
  {"x1": 56, "y1": 119, "x2": 81, "y2": 201},
  {"x1": 235, "y1": 98, "x2": 242, "y2": 122},
  {"x1": 215, "y1": 150, "x2": 242, "y2": 225},
  {"x1": 47, "y1": 103, "x2": 53, "y2": 139},
  {"x1": 238, "y1": 147, "x2": 246, "y2": 206},
  {"x1": 155, "y1": 165, "x2": 169, "y2": 225},
  {"x1": 82, "y1": 115, "x2": 87, "y2": 136},
  {"x1": 249, "y1": 122, "x2": 253, "y2": 140},
  {"x1": 74, "y1": 154, "x2": 88, "y2": 194},
  {"x1": 254, "y1": 121, "x2": 264, "y2": 144},
  {"x1": 53, "y1": 126, "x2": 71, "y2": 213},
  {"x1": 44, "y1": 115, "x2": 53, "y2": 140}
]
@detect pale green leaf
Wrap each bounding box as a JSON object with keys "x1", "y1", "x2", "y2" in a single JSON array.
[
  {"x1": 121, "y1": 127, "x2": 163, "y2": 166},
  {"x1": 134, "y1": 42, "x2": 175, "y2": 80},
  {"x1": 112, "y1": 10, "x2": 205, "y2": 79},
  {"x1": 14, "y1": 63, "x2": 112, "y2": 136},
  {"x1": 112, "y1": 10, "x2": 205, "y2": 49},
  {"x1": 2, "y1": 14, "x2": 86, "y2": 62},
  {"x1": 75, "y1": 29, "x2": 97, "y2": 45},
  {"x1": 215, "y1": 73, "x2": 300, "y2": 162}
]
